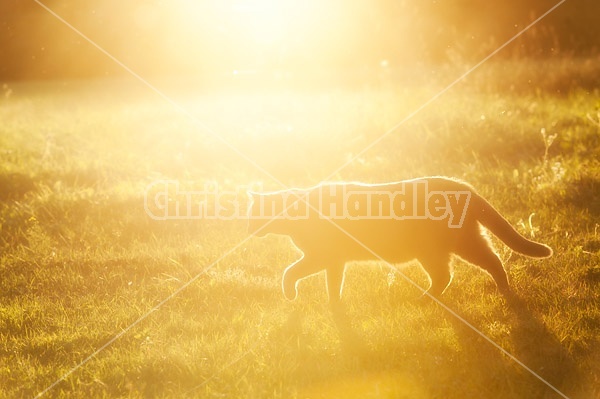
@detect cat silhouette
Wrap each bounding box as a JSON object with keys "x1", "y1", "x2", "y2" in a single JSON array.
[{"x1": 248, "y1": 177, "x2": 552, "y2": 302}]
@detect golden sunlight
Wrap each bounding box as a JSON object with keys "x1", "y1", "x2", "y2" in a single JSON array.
[
  {"x1": 3, "y1": 1, "x2": 600, "y2": 397},
  {"x1": 171, "y1": 0, "x2": 319, "y2": 47},
  {"x1": 229, "y1": 0, "x2": 294, "y2": 44},
  {"x1": 161, "y1": 0, "x2": 364, "y2": 79}
]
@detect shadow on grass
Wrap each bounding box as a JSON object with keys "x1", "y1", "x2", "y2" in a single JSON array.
[
  {"x1": 287, "y1": 302, "x2": 433, "y2": 398},
  {"x1": 563, "y1": 175, "x2": 600, "y2": 218},
  {"x1": 0, "y1": 172, "x2": 35, "y2": 201},
  {"x1": 445, "y1": 294, "x2": 592, "y2": 399},
  {"x1": 505, "y1": 295, "x2": 593, "y2": 399},
  {"x1": 330, "y1": 303, "x2": 370, "y2": 357},
  {"x1": 320, "y1": 295, "x2": 593, "y2": 399}
]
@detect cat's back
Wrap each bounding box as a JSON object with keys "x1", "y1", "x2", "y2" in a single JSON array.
[{"x1": 305, "y1": 177, "x2": 473, "y2": 198}]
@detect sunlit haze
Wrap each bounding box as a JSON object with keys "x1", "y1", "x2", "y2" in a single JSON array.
[
  {"x1": 1, "y1": 1, "x2": 599, "y2": 398},
  {"x1": 4, "y1": 1, "x2": 595, "y2": 84}
]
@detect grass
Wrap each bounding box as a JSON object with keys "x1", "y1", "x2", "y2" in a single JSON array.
[{"x1": 1, "y1": 59, "x2": 599, "y2": 398}]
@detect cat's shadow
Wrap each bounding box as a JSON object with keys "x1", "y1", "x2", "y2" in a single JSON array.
[
  {"x1": 507, "y1": 294, "x2": 589, "y2": 397},
  {"x1": 318, "y1": 295, "x2": 591, "y2": 398},
  {"x1": 329, "y1": 302, "x2": 370, "y2": 356},
  {"x1": 446, "y1": 293, "x2": 591, "y2": 398}
]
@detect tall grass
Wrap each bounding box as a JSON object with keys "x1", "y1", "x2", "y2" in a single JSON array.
[{"x1": 1, "y1": 59, "x2": 599, "y2": 398}]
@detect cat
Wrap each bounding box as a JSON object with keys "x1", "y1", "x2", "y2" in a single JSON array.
[{"x1": 247, "y1": 177, "x2": 552, "y2": 303}]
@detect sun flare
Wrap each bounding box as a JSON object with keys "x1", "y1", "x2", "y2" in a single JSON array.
[
  {"x1": 160, "y1": 0, "x2": 361, "y2": 78},
  {"x1": 173, "y1": 0, "x2": 318, "y2": 45},
  {"x1": 230, "y1": 0, "x2": 293, "y2": 44}
]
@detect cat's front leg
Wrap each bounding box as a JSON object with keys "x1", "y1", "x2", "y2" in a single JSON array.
[
  {"x1": 326, "y1": 265, "x2": 346, "y2": 303},
  {"x1": 282, "y1": 255, "x2": 323, "y2": 300}
]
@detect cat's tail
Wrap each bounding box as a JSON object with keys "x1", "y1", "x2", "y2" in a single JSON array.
[{"x1": 472, "y1": 194, "x2": 553, "y2": 258}]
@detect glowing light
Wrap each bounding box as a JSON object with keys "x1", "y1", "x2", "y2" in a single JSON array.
[
  {"x1": 231, "y1": 0, "x2": 290, "y2": 44},
  {"x1": 44, "y1": 0, "x2": 403, "y2": 82}
]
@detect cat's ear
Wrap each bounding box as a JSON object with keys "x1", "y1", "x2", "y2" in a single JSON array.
[{"x1": 246, "y1": 190, "x2": 260, "y2": 211}]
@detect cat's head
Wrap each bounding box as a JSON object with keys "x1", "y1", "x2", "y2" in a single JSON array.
[
  {"x1": 247, "y1": 191, "x2": 271, "y2": 237},
  {"x1": 247, "y1": 189, "x2": 310, "y2": 236}
]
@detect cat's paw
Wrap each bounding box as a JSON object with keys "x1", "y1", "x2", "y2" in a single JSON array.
[
  {"x1": 415, "y1": 291, "x2": 440, "y2": 306},
  {"x1": 282, "y1": 280, "x2": 298, "y2": 301}
]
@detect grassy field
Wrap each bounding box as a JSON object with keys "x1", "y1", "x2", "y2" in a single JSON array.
[{"x1": 1, "y1": 60, "x2": 599, "y2": 398}]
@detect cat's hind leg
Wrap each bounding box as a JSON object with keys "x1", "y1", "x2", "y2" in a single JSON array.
[
  {"x1": 326, "y1": 265, "x2": 346, "y2": 304},
  {"x1": 282, "y1": 255, "x2": 323, "y2": 300},
  {"x1": 418, "y1": 254, "x2": 453, "y2": 298},
  {"x1": 455, "y1": 234, "x2": 510, "y2": 295}
]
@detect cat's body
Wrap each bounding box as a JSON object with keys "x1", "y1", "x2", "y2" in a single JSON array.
[{"x1": 248, "y1": 177, "x2": 552, "y2": 302}]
